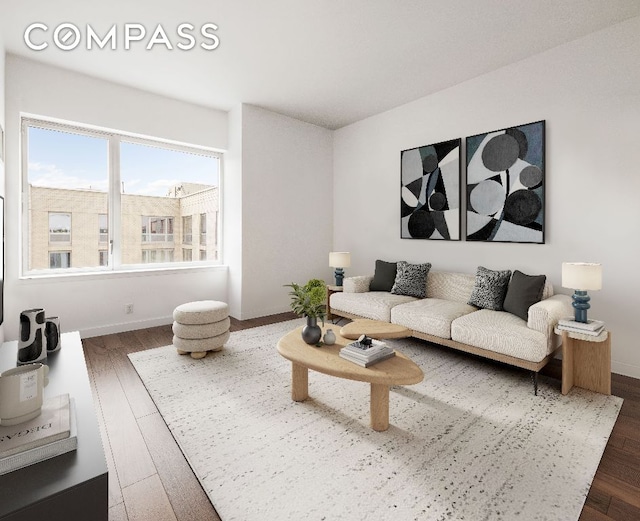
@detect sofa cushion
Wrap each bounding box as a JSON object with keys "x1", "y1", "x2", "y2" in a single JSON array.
[
  {"x1": 503, "y1": 270, "x2": 547, "y2": 321},
  {"x1": 391, "y1": 261, "x2": 431, "y2": 298},
  {"x1": 426, "y1": 271, "x2": 476, "y2": 304},
  {"x1": 467, "y1": 266, "x2": 512, "y2": 311},
  {"x1": 451, "y1": 309, "x2": 548, "y2": 363},
  {"x1": 330, "y1": 291, "x2": 417, "y2": 322},
  {"x1": 391, "y1": 298, "x2": 477, "y2": 339},
  {"x1": 369, "y1": 260, "x2": 398, "y2": 292}
]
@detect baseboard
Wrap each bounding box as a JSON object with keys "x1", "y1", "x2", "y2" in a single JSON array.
[
  {"x1": 612, "y1": 360, "x2": 640, "y2": 380},
  {"x1": 81, "y1": 316, "x2": 173, "y2": 339}
]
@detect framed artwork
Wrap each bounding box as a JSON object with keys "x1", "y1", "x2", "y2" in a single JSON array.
[
  {"x1": 401, "y1": 138, "x2": 461, "y2": 240},
  {"x1": 465, "y1": 120, "x2": 545, "y2": 243},
  {"x1": 0, "y1": 124, "x2": 4, "y2": 162}
]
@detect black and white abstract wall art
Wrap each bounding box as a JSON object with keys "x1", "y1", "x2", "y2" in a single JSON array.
[
  {"x1": 466, "y1": 120, "x2": 545, "y2": 243},
  {"x1": 401, "y1": 138, "x2": 461, "y2": 240}
]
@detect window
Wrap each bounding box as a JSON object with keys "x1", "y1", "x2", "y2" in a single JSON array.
[
  {"x1": 182, "y1": 216, "x2": 192, "y2": 244},
  {"x1": 183, "y1": 248, "x2": 192, "y2": 261},
  {"x1": 200, "y1": 213, "x2": 206, "y2": 245},
  {"x1": 99, "y1": 214, "x2": 108, "y2": 243},
  {"x1": 199, "y1": 250, "x2": 207, "y2": 261},
  {"x1": 142, "y1": 249, "x2": 174, "y2": 263},
  {"x1": 23, "y1": 117, "x2": 222, "y2": 275},
  {"x1": 142, "y1": 216, "x2": 174, "y2": 243},
  {"x1": 49, "y1": 213, "x2": 71, "y2": 243},
  {"x1": 49, "y1": 251, "x2": 71, "y2": 269}
]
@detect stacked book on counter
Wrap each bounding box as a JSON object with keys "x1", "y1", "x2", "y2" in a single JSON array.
[
  {"x1": 0, "y1": 393, "x2": 77, "y2": 475},
  {"x1": 339, "y1": 337, "x2": 395, "y2": 367},
  {"x1": 557, "y1": 317, "x2": 605, "y2": 336}
]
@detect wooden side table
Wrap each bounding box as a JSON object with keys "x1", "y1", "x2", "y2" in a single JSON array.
[
  {"x1": 560, "y1": 329, "x2": 611, "y2": 395},
  {"x1": 326, "y1": 284, "x2": 343, "y2": 320}
]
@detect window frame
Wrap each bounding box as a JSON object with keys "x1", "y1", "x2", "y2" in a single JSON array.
[{"x1": 21, "y1": 116, "x2": 224, "y2": 278}]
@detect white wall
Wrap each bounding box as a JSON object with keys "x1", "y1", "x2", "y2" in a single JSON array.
[
  {"x1": 4, "y1": 55, "x2": 229, "y2": 340},
  {"x1": 0, "y1": 47, "x2": 5, "y2": 345},
  {"x1": 237, "y1": 104, "x2": 333, "y2": 319},
  {"x1": 333, "y1": 17, "x2": 640, "y2": 378}
]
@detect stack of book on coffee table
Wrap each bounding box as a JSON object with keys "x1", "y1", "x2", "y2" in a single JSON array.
[
  {"x1": 557, "y1": 317, "x2": 605, "y2": 336},
  {"x1": 339, "y1": 337, "x2": 395, "y2": 367}
]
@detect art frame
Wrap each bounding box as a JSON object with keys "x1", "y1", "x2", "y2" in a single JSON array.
[
  {"x1": 0, "y1": 124, "x2": 4, "y2": 162},
  {"x1": 465, "y1": 120, "x2": 545, "y2": 244},
  {"x1": 400, "y1": 137, "x2": 461, "y2": 240}
]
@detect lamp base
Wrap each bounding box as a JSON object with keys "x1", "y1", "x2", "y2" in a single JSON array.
[
  {"x1": 334, "y1": 268, "x2": 345, "y2": 287},
  {"x1": 572, "y1": 290, "x2": 591, "y2": 323}
]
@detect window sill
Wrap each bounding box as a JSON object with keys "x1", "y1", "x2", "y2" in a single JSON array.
[{"x1": 19, "y1": 263, "x2": 228, "y2": 283}]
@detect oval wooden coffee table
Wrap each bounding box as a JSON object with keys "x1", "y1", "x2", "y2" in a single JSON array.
[
  {"x1": 340, "y1": 319, "x2": 411, "y2": 340},
  {"x1": 277, "y1": 326, "x2": 423, "y2": 431}
]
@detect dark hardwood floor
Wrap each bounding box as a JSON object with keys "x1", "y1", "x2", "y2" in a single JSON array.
[{"x1": 82, "y1": 313, "x2": 640, "y2": 521}]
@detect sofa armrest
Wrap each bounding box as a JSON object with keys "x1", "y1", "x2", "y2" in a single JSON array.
[
  {"x1": 343, "y1": 275, "x2": 373, "y2": 293},
  {"x1": 528, "y1": 294, "x2": 573, "y2": 351}
]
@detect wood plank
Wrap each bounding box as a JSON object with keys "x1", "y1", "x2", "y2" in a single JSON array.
[
  {"x1": 137, "y1": 412, "x2": 221, "y2": 521},
  {"x1": 92, "y1": 368, "x2": 157, "y2": 488},
  {"x1": 619, "y1": 397, "x2": 640, "y2": 421},
  {"x1": 584, "y1": 485, "x2": 611, "y2": 514},
  {"x1": 591, "y1": 472, "x2": 640, "y2": 511},
  {"x1": 607, "y1": 496, "x2": 640, "y2": 520},
  {"x1": 611, "y1": 415, "x2": 640, "y2": 442},
  {"x1": 84, "y1": 337, "x2": 115, "y2": 374},
  {"x1": 108, "y1": 347, "x2": 158, "y2": 419},
  {"x1": 623, "y1": 437, "x2": 640, "y2": 456},
  {"x1": 579, "y1": 505, "x2": 614, "y2": 521},
  {"x1": 598, "y1": 445, "x2": 640, "y2": 489},
  {"x1": 122, "y1": 474, "x2": 177, "y2": 521}
]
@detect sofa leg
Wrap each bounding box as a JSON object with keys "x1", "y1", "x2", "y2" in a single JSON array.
[{"x1": 531, "y1": 371, "x2": 539, "y2": 396}]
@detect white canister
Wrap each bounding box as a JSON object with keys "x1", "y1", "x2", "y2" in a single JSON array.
[
  {"x1": 0, "y1": 363, "x2": 50, "y2": 426},
  {"x1": 323, "y1": 329, "x2": 336, "y2": 345}
]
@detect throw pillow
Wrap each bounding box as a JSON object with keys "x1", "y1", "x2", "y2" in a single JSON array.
[
  {"x1": 503, "y1": 270, "x2": 547, "y2": 321},
  {"x1": 390, "y1": 261, "x2": 431, "y2": 298},
  {"x1": 369, "y1": 260, "x2": 398, "y2": 292},
  {"x1": 467, "y1": 266, "x2": 512, "y2": 311}
]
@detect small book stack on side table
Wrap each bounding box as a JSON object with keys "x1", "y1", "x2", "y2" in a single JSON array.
[{"x1": 556, "y1": 318, "x2": 611, "y2": 396}]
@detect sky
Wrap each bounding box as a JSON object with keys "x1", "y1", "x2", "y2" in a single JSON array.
[{"x1": 28, "y1": 126, "x2": 219, "y2": 196}]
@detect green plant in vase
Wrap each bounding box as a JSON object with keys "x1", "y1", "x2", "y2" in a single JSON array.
[{"x1": 284, "y1": 278, "x2": 326, "y2": 345}]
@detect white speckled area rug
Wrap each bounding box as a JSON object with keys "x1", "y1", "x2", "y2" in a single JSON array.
[{"x1": 129, "y1": 319, "x2": 622, "y2": 521}]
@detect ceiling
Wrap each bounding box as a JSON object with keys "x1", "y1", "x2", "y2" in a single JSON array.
[{"x1": 1, "y1": 0, "x2": 639, "y2": 129}]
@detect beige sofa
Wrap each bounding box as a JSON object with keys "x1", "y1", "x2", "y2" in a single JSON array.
[{"x1": 329, "y1": 270, "x2": 573, "y2": 394}]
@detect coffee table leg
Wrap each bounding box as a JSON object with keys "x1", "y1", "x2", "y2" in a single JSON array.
[
  {"x1": 291, "y1": 362, "x2": 309, "y2": 402},
  {"x1": 370, "y1": 383, "x2": 390, "y2": 431}
]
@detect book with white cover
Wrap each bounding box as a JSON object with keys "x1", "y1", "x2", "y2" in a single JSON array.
[
  {"x1": 339, "y1": 350, "x2": 395, "y2": 367},
  {"x1": 557, "y1": 324, "x2": 605, "y2": 336},
  {"x1": 0, "y1": 396, "x2": 77, "y2": 475},
  {"x1": 0, "y1": 393, "x2": 71, "y2": 458},
  {"x1": 558, "y1": 318, "x2": 605, "y2": 331}
]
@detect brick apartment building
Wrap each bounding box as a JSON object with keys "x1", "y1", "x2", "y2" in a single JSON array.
[{"x1": 28, "y1": 183, "x2": 219, "y2": 270}]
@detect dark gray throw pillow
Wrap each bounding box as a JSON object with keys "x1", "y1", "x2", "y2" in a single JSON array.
[
  {"x1": 390, "y1": 261, "x2": 431, "y2": 298},
  {"x1": 369, "y1": 260, "x2": 398, "y2": 292},
  {"x1": 503, "y1": 270, "x2": 547, "y2": 321},
  {"x1": 467, "y1": 266, "x2": 512, "y2": 311}
]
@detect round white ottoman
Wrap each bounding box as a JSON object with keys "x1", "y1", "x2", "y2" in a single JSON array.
[{"x1": 172, "y1": 300, "x2": 230, "y2": 359}]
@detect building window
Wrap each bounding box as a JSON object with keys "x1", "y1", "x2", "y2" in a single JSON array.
[
  {"x1": 49, "y1": 251, "x2": 71, "y2": 269},
  {"x1": 99, "y1": 250, "x2": 108, "y2": 266},
  {"x1": 141, "y1": 249, "x2": 174, "y2": 263},
  {"x1": 183, "y1": 248, "x2": 192, "y2": 261},
  {"x1": 23, "y1": 117, "x2": 221, "y2": 275},
  {"x1": 183, "y1": 215, "x2": 192, "y2": 244},
  {"x1": 49, "y1": 213, "x2": 71, "y2": 243},
  {"x1": 99, "y1": 214, "x2": 108, "y2": 243},
  {"x1": 200, "y1": 213, "x2": 206, "y2": 245},
  {"x1": 199, "y1": 249, "x2": 207, "y2": 261},
  {"x1": 141, "y1": 216, "x2": 174, "y2": 243}
]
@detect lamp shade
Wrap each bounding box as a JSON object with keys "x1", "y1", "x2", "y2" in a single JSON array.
[
  {"x1": 329, "y1": 252, "x2": 351, "y2": 268},
  {"x1": 562, "y1": 262, "x2": 602, "y2": 290}
]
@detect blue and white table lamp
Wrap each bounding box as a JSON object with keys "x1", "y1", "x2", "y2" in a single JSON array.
[
  {"x1": 329, "y1": 252, "x2": 351, "y2": 287},
  {"x1": 561, "y1": 262, "x2": 602, "y2": 323}
]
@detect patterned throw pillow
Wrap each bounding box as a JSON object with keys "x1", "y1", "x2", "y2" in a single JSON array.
[
  {"x1": 467, "y1": 266, "x2": 512, "y2": 311},
  {"x1": 391, "y1": 261, "x2": 431, "y2": 298}
]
